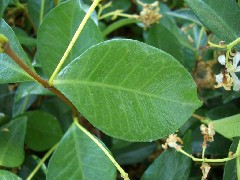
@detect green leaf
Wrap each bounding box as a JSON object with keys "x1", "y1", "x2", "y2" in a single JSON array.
[
  {"x1": 166, "y1": 9, "x2": 202, "y2": 26},
  {"x1": 0, "y1": 84, "x2": 14, "y2": 116},
  {"x1": 0, "y1": 170, "x2": 22, "y2": 180},
  {"x1": 54, "y1": 39, "x2": 202, "y2": 141},
  {"x1": 0, "y1": 116, "x2": 27, "y2": 167},
  {"x1": 0, "y1": 19, "x2": 34, "y2": 68},
  {"x1": 223, "y1": 137, "x2": 239, "y2": 180},
  {"x1": 141, "y1": 132, "x2": 192, "y2": 180},
  {"x1": 184, "y1": 0, "x2": 240, "y2": 50},
  {"x1": 0, "y1": 19, "x2": 35, "y2": 83},
  {"x1": 37, "y1": 0, "x2": 103, "y2": 77},
  {"x1": 144, "y1": 24, "x2": 186, "y2": 65},
  {"x1": 212, "y1": 114, "x2": 240, "y2": 139},
  {"x1": 25, "y1": 111, "x2": 63, "y2": 151},
  {"x1": 0, "y1": 54, "x2": 33, "y2": 84},
  {"x1": 0, "y1": 0, "x2": 10, "y2": 18},
  {"x1": 13, "y1": 27, "x2": 37, "y2": 47},
  {"x1": 47, "y1": 124, "x2": 116, "y2": 179},
  {"x1": 28, "y1": 0, "x2": 54, "y2": 28},
  {"x1": 111, "y1": 140, "x2": 156, "y2": 165}
]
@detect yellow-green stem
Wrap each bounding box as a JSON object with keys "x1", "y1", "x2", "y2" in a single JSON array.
[
  {"x1": 40, "y1": 0, "x2": 45, "y2": 25},
  {"x1": 179, "y1": 149, "x2": 236, "y2": 163},
  {"x1": 49, "y1": 0, "x2": 102, "y2": 85},
  {"x1": 99, "y1": 11, "x2": 138, "y2": 20},
  {"x1": 202, "y1": 146, "x2": 206, "y2": 160},
  {"x1": 73, "y1": 118, "x2": 129, "y2": 180},
  {"x1": 27, "y1": 143, "x2": 58, "y2": 180}
]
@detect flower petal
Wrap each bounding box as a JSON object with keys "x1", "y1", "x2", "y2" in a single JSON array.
[
  {"x1": 230, "y1": 72, "x2": 240, "y2": 91},
  {"x1": 233, "y1": 52, "x2": 240, "y2": 68},
  {"x1": 218, "y1": 55, "x2": 226, "y2": 65},
  {"x1": 215, "y1": 73, "x2": 223, "y2": 83}
]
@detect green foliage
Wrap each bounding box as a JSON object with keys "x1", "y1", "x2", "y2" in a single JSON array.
[
  {"x1": 0, "y1": 116, "x2": 27, "y2": 167},
  {"x1": 37, "y1": 0, "x2": 103, "y2": 77},
  {"x1": 185, "y1": 0, "x2": 240, "y2": 50},
  {"x1": 47, "y1": 124, "x2": 116, "y2": 179},
  {"x1": 55, "y1": 39, "x2": 201, "y2": 141},
  {"x1": 0, "y1": 0, "x2": 239, "y2": 179},
  {"x1": 24, "y1": 111, "x2": 63, "y2": 151}
]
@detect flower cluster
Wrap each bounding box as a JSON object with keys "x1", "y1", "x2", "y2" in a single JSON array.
[
  {"x1": 200, "y1": 123, "x2": 215, "y2": 143},
  {"x1": 162, "y1": 134, "x2": 183, "y2": 151},
  {"x1": 215, "y1": 51, "x2": 240, "y2": 91},
  {"x1": 200, "y1": 163, "x2": 211, "y2": 180},
  {"x1": 137, "y1": 1, "x2": 162, "y2": 28}
]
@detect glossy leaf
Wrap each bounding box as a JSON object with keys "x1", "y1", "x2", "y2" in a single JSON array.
[
  {"x1": 0, "y1": 170, "x2": 22, "y2": 180},
  {"x1": 0, "y1": 84, "x2": 14, "y2": 116},
  {"x1": 223, "y1": 137, "x2": 239, "y2": 180},
  {"x1": 37, "y1": 0, "x2": 103, "y2": 77},
  {"x1": 47, "y1": 124, "x2": 116, "y2": 179},
  {"x1": 0, "y1": 116, "x2": 27, "y2": 167},
  {"x1": 141, "y1": 132, "x2": 192, "y2": 180},
  {"x1": 185, "y1": 0, "x2": 240, "y2": 50},
  {"x1": 212, "y1": 114, "x2": 240, "y2": 139},
  {"x1": 25, "y1": 111, "x2": 63, "y2": 151},
  {"x1": 13, "y1": 27, "x2": 37, "y2": 47},
  {"x1": 0, "y1": 19, "x2": 35, "y2": 83},
  {"x1": 0, "y1": 0, "x2": 10, "y2": 18},
  {"x1": 54, "y1": 39, "x2": 201, "y2": 141}
]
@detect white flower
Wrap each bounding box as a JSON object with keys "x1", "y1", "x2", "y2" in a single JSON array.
[
  {"x1": 230, "y1": 72, "x2": 240, "y2": 91},
  {"x1": 162, "y1": 134, "x2": 183, "y2": 151},
  {"x1": 218, "y1": 55, "x2": 226, "y2": 65},
  {"x1": 215, "y1": 73, "x2": 223, "y2": 83},
  {"x1": 200, "y1": 163, "x2": 211, "y2": 180}
]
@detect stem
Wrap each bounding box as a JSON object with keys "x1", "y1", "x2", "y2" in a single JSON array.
[
  {"x1": 27, "y1": 143, "x2": 58, "y2": 180},
  {"x1": 74, "y1": 118, "x2": 130, "y2": 180},
  {"x1": 102, "y1": 18, "x2": 139, "y2": 37},
  {"x1": 99, "y1": 11, "x2": 137, "y2": 20},
  {"x1": 39, "y1": 0, "x2": 45, "y2": 25},
  {"x1": 202, "y1": 146, "x2": 206, "y2": 160},
  {"x1": 207, "y1": 41, "x2": 227, "y2": 49},
  {"x1": 179, "y1": 149, "x2": 236, "y2": 163},
  {"x1": 192, "y1": 113, "x2": 205, "y2": 121},
  {"x1": 49, "y1": 0, "x2": 102, "y2": 85},
  {"x1": 3, "y1": 43, "x2": 79, "y2": 118}
]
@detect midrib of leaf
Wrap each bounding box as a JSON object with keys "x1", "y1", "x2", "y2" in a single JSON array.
[
  {"x1": 54, "y1": 79, "x2": 196, "y2": 106},
  {"x1": 191, "y1": 0, "x2": 238, "y2": 38}
]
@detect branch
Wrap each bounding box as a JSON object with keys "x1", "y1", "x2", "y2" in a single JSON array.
[{"x1": 3, "y1": 42, "x2": 79, "y2": 118}]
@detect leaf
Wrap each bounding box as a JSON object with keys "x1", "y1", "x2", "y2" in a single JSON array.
[
  {"x1": 0, "y1": 19, "x2": 34, "y2": 68},
  {"x1": 184, "y1": 0, "x2": 240, "y2": 50},
  {"x1": 0, "y1": 0, "x2": 10, "y2": 18},
  {"x1": 144, "y1": 24, "x2": 186, "y2": 65},
  {"x1": 141, "y1": 132, "x2": 192, "y2": 180},
  {"x1": 25, "y1": 111, "x2": 63, "y2": 151},
  {"x1": 37, "y1": 0, "x2": 103, "y2": 78},
  {"x1": 0, "y1": 170, "x2": 22, "y2": 180},
  {"x1": 212, "y1": 114, "x2": 240, "y2": 139},
  {"x1": 0, "y1": 116, "x2": 27, "y2": 167},
  {"x1": 0, "y1": 84, "x2": 14, "y2": 116},
  {"x1": 47, "y1": 124, "x2": 116, "y2": 179},
  {"x1": 0, "y1": 54, "x2": 33, "y2": 84},
  {"x1": 28, "y1": 0, "x2": 54, "y2": 28},
  {"x1": 223, "y1": 137, "x2": 240, "y2": 180},
  {"x1": 54, "y1": 39, "x2": 202, "y2": 141},
  {"x1": 166, "y1": 9, "x2": 202, "y2": 26},
  {"x1": 111, "y1": 140, "x2": 156, "y2": 165},
  {"x1": 0, "y1": 19, "x2": 35, "y2": 83},
  {"x1": 12, "y1": 27, "x2": 37, "y2": 47},
  {"x1": 18, "y1": 155, "x2": 46, "y2": 180}
]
